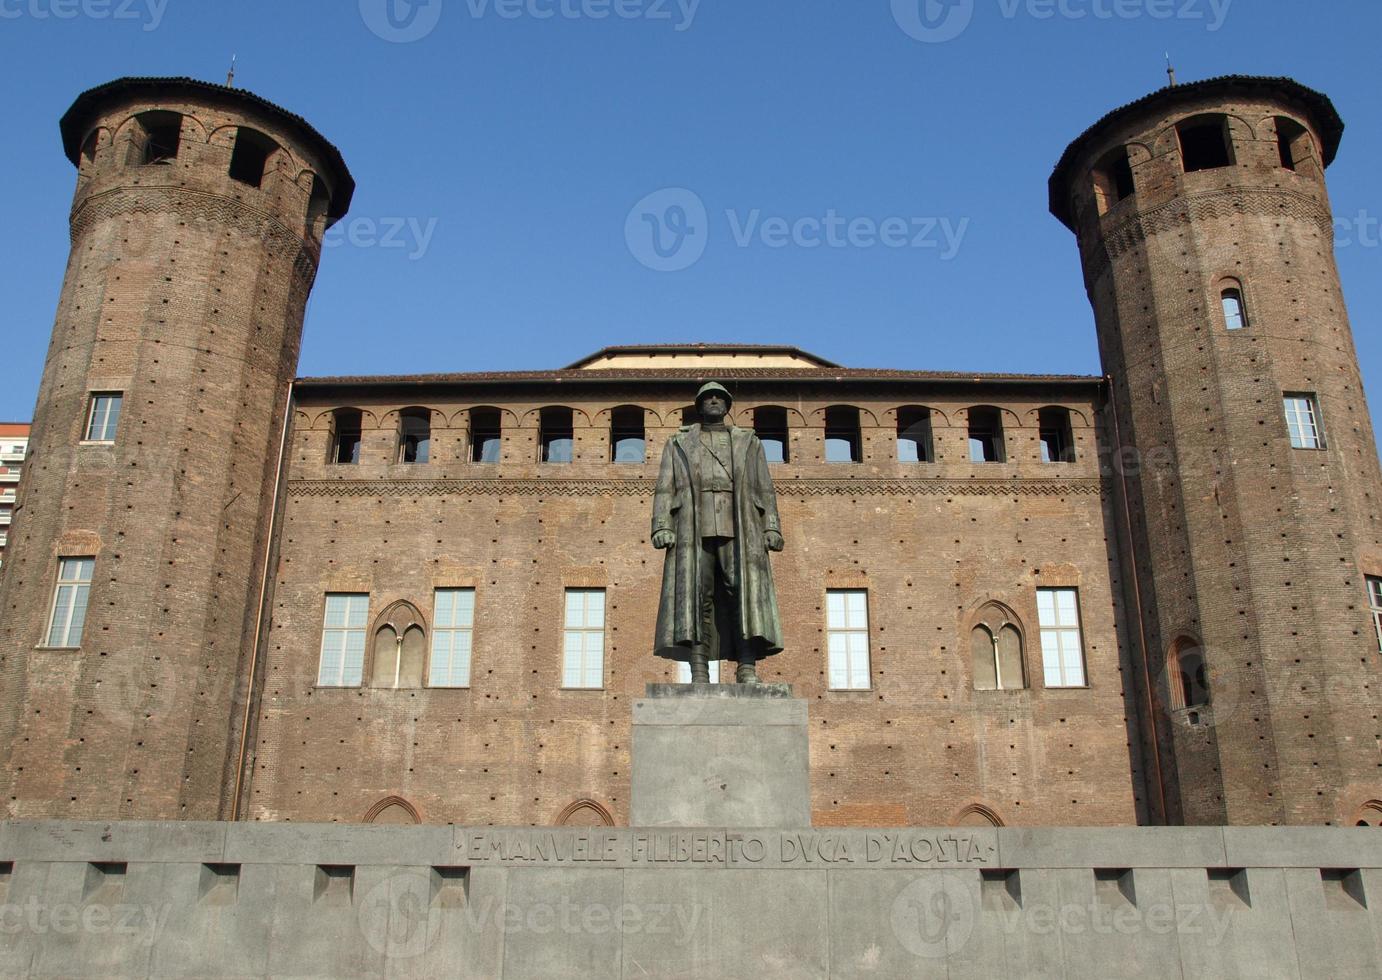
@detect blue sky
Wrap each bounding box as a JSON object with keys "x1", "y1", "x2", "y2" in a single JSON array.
[{"x1": 1, "y1": 1, "x2": 1380, "y2": 426}]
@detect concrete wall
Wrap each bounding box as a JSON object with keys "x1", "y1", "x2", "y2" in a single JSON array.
[{"x1": 4, "y1": 821, "x2": 1382, "y2": 978}]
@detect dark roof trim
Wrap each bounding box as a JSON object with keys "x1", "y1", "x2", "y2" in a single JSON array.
[
  {"x1": 60, "y1": 76, "x2": 355, "y2": 219},
  {"x1": 1049, "y1": 75, "x2": 1344, "y2": 230},
  {"x1": 564, "y1": 343, "x2": 840, "y2": 369},
  {"x1": 296, "y1": 369, "x2": 1103, "y2": 389}
]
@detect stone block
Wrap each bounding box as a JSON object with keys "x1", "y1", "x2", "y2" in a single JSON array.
[{"x1": 997, "y1": 827, "x2": 1227, "y2": 869}]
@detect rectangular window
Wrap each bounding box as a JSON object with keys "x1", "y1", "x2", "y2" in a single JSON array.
[
  {"x1": 318, "y1": 594, "x2": 368, "y2": 687},
  {"x1": 1369, "y1": 577, "x2": 1382, "y2": 653},
  {"x1": 430, "y1": 589, "x2": 475, "y2": 687},
  {"x1": 611, "y1": 407, "x2": 646, "y2": 464},
  {"x1": 1284, "y1": 394, "x2": 1324, "y2": 449},
  {"x1": 754, "y1": 407, "x2": 789, "y2": 464},
  {"x1": 332, "y1": 410, "x2": 362, "y2": 465},
  {"x1": 826, "y1": 589, "x2": 871, "y2": 690},
  {"x1": 84, "y1": 393, "x2": 122, "y2": 443},
  {"x1": 676, "y1": 659, "x2": 722, "y2": 684},
  {"x1": 541, "y1": 408, "x2": 574, "y2": 464},
  {"x1": 1038, "y1": 588, "x2": 1087, "y2": 688},
  {"x1": 471, "y1": 408, "x2": 502, "y2": 463},
  {"x1": 897, "y1": 407, "x2": 934, "y2": 463},
  {"x1": 824, "y1": 407, "x2": 862, "y2": 463},
  {"x1": 45, "y1": 557, "x2": 94, "y2": 647},
  {"x1": 562, "y1": 589, "x2": 605, "y2": 689}
]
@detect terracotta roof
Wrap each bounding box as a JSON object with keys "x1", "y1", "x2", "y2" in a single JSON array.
[
  {"x1": 564, "y1": 343, "x2": 840, "y2": 368},
  {"x1": 0, "y1": 423, "x2": 31, "y2": 436},
  {"x1": 60, "y1": 76, "x2": 355, "y2": 219},
  {"x1": 1049, "y1": 75, "x2": 1344, "y2": 229},
  {"x1": 297, "y1": 367, "x2": 1101, "y2": 388}
]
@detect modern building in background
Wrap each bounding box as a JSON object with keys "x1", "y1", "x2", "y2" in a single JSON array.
[
  {"x1": 0, "y1": 423, "x2": 30, "y2": 569},
  {"x1": 1, "y1": 74, "x2": 1380, "y2": 832}
]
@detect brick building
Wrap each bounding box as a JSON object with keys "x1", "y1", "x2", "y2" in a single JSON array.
[
  {"x1": 1, "y1": 74, "x2": 1380, "y2": 831},
  {"x1": 0, "y1": 423, "x2": 29, "y2": 571}
]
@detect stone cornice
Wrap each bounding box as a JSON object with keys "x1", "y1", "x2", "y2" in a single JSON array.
[{"x1": 287, "y1": 477, "x2": 1103, "y2": 498}]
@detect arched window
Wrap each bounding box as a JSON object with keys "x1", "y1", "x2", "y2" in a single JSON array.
[
  {"x1": 1169, "y1": 637, "x2": 1210, "y2": 709},
  {"x1": 1092, "y1": 146, "x2": 1135, "y2": 215},
  {"x1": 824, "y1": 406, "x2": 862, "y2": 463},
  {"x1": 331, "y1": 409, "x2": 362, "y2": 465},
  {"x1": 398, "y1": 408, "x2": 431, "y2": 464},
  {"x1": 556, "y1": 798, "x2": 615, "y2": 827},
  {"x1": 1275, "y1": 117, "x2": 1310, "y2": 172},
  {"x1": 754, "y1": 407, "x2": 789, "y2": 463},
  {"x1": 610, "y1": 407, "x2": 646, "y2": 463},
  {"x1": 540, "y1": 407, "x2": 574, "y2": 463},
  {"x1": 228, "y1": 127, "x2": 277, "y2": 188},
  {"x1": 897, "y1": 407, "x2": 934, "y2": 463},
  {"x1": 971, "y1": 605, "x2": 1025, "y2": 691},
  {"x1": 470, "y1": 408, "x2": 502, "y2": 463},
  {"x1": 372, "y1": 603, "x2": 426, "y2": 689},
  {"x1": 131, "y1": 111, "x2": 181, "y2": 166},
  {"x1": 968, "y1": 407, "x2": 1005, "y2": 463},
  {"x1": 1038, "y1": 407, "x2": 1075, "y2": 464},
  {"x1": 307, "y1": 174, "x2": 332, "y2": 240},
  {"x1": 364, "y1": 796, "x2": 422, "y2": 825},
  {"x1": 1221, "y1": 286, "x2": 1247, "y2": 331},
  {"x1": 1177, "y1": 115, "x2": 1235, "y2": 173}
]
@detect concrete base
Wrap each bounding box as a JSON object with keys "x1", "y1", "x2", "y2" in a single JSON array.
[{"x1": 631, "y1": 684, "x2": 810, "y2": 828}]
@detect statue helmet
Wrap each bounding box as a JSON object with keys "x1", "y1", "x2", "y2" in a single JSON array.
[{"x1": 695, "y1": 381, "x2": 734, "y2": 408}]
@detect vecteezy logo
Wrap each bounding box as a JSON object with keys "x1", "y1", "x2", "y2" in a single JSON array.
[
  {"x1": 358, "y1": 872, "x2": 442, "y2": 959},
  {"x1": 625, "y1": 188, "x2": 709, "y2": 272},
  {"x1": 889, "y1": 875, "x2": 975, "y2": 959},
  {"x1": 892, "y1": 0, "x2": 975, "y2": 43},
  {"x1": 360, "y1": 0, "x2": 444, "y2": 43}
]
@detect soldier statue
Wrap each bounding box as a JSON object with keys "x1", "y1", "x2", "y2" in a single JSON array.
[{"x1": 652, "y1": 382, "x2": 785, "y2": 684}]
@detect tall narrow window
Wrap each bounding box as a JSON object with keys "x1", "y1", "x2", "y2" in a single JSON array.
[
  {"x1": 1177, "y1": 115, "x2": 1234, "y2": 173},
  {"x1": 398, "y1": 409, "x2": 431, "y2": 464},
  {"x1": 1038, "y1": 407, "x2": 1075, "y2": 464},
  {"x1": 471, "y1": 408, "x2": 502, "y2": 463},
  {"x1": 1037, "y1": 588, "x2": 1086, "y2": 688},
  {"x1": 1276, "y1": 116, "x2": 1309, "y2": 172},
  {"x1": 228, "y1": 127, "x2": 276, "y2": 188},
  {"x1": 540, "y1": 407, "x2": 574, "y2": 464},
  {"x1": 84, "y1": 393, "x2": 122, "y2": 443},
  {"x1": 897, "y1": 407, "x2": 934, "y2": 463},
  {"x1": 825, "y1": 407, "x2": 862, "y2": 463},
  {"x1": 611, "y1": 407, "x2": 646, "y2": 463},
  {"x1": 1170, "y1": 638, "x2": 1210, "y2": 709},
  {"x1": 1092, "y1": 146, "x2": 1135, "y2": 215},
  {"x1": 372, "y1": 622, "x2": 425, "y2": 689},
  {"x1": 332, "y1": 409, "x2": 362, "y2": 464},
  {"x1": 970, "y1": 608, "x2": 1026, "y2": 691},
  {"x1": 1222, "y1": 287, "x2": 1247, "y2": 330},
  {"x1": 968, "y1": 407, "x2": 1005, "y2": 463},
  {"x1": 826, "y1": 590, "x2": 871, "y2": 690},
  {"x1": 307, "y1": 174, "x2": 332, "y2": 240},
  {"x1": 677, "y1": 659, "x2": 721, "y2": 684},
  {"x1": 133, "y1": 111, "x2": 181, "y2": 166},
  {"x1": 318, "y1": 594, "x2": 368, "y2": 687},
  {"x1": 562, "y1": 589, "x2": 605, "y2": 689},
  {"x1": 1284, "y1": 394, "x2": 1324, "y2": 449},
  {"x1": 755, "y1": 407, "x2": 789, "y2": 463},
  {"x1": 45, "y1": 557, "x2": 94, "y2": 647},
  {"x1": 1367, "y1": 577, "x2": 1382, "y2": 653},
  {"x1": 431, "y1": 588, "x2": 475, "y2": 687}
]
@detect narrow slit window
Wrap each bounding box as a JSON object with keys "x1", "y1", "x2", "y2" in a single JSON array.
[
  {"x1": 431, "y1": 589, "x2": 475, "y2": 688},
  {"x1": 470, "y1": 408, "x2": 502, "y2": 463},
  {"x1": 968, "y1": 407, "x2": 1005, "y2": 463},
  {"x1": 540, "y1": 407, "x2": 574, "y2": 464},
  {"x1": 46, "y1": 557, "x2": 94, "y2": 648},
  {"x1": 754, "y1": 407, "x2": 789, "y2": 463},
  {"x1": 1038, "y1": 407, "x2": 1075, "y2": 464},
  {"x1": 318, "y1": 594, "x2": 368, "y2": 687},
  {"x1": 1038, "y1": 588, "x2": 1086, "y2": 688},
  {"x1": 84, "y1": 393, "x2": 122, "y2": 443},
  {"x1": 332, "y1": 409, "x2": 362, "y2": 465},
  {"x1": 826, "y1": 590, "x2": 871, "y2": 690},
  {"x1": 398, "y1": 409, "x2": 431, "y2": 464},
  {"x1": 562, "y1": 589, "x2": 605, "y2": 689},
  {"x1": 1171, "y1": 640, "x2": 1210, "y2": 710},
  {"x1": 1283, "y1": 394, "x2": 1324, "y2": 450},
  {"x1": 611, "y1": 407, "x2": 646, "y2": 463},
  {"x1": 824, "y1": 406, "x2": 862, "y2": 463},
  {"x1": 1222, "y1": 288, "x2": 1247, "y2": 330},
  {"x1": 897, "y1": 407, "x2": 934, "y2": 463}
]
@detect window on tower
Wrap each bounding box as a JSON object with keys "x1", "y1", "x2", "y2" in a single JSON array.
[
  {"x1": 132, "y1": 111, "x2": 182, "y2": 166},
  {"x1": 331, "y1": 409, "x2": 363, "y2": 464},
  {"x1": 228, "y1": 127, "x2": 278, "y2": 188},
  {"x1": 83, "y1": 393, "x2": 122, "y2": 444},
  {"x1": 1169, "y1": 638, "x2": 1210, "y2": 710},
  {"x1": 1222, "y1": 286, "x2": 1248, "y2": 330},
  {"x1": 540, "y1": 407, "x2": 574, "y2": 463},
  {"x1": 45, "y1": 557, "x2": 94, "y2": 648},
  {"x1": 1283, "y1": 394, "x2": 1325, "y2": 450},
  {"x1": 610, "y1": 406, "x2": 646, "y2": 463},
  {"x1": 896, "y1": 407, "x2": 935, "y2": 463},
  {"x1": 1177, "y1": 115, "x2": 1235, "y2": 173},
  {"x1": 1038, "y1": 407, "x2": 1075, "y2": 464},
  {"x1": 824, "y1": 406, "x2": 862, "y2": 463},
  {"x1": 398, "y1": 409, "x2": 431, "y2": 464},
  {"x1": 968, "y1": 407, "x2": 1006, "y2": 463},
  {"x1": 1092, "y1": 146, "x2": 1135, "y2": 214},
  {"x1": 1275, "y1": 117, "x2": 1311, "y2": 172},
  {"x1": 1367, "y1": 577, "x2": 1382, "y2": 653},
  {"x1": 470, "y1": 408, "x2": 502, "y2": 463},
  {"x1": 1037, "y1": 588, "x2": 1087, "y2": 688},
  {"x1": 754, "y1": 407, "x2": 790, "y2": 463}
]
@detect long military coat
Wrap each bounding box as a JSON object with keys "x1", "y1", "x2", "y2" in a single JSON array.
[{"x1": 651, "y1": 424, "x2": 784, "y2": 661}]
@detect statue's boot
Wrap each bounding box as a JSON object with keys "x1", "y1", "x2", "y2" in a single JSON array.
[
  {"x1": 735, "y1": 656, "x2": 760, "y2": 685},
  {"x1": 688, "y1": 650, "x2": 711, "y2": 685}
]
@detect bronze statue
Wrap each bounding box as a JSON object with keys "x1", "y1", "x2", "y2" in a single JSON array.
[{"x1": 652, "y1": 382, "x2": 785, "y2": 684}]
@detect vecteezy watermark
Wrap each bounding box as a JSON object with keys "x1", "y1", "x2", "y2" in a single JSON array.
[
  {"x1": 892, "y1": 0, "x2": 1232, "y2": 43},
  {"x1": 626, "y1": 188, "x2": 969, "y2": 272},
  {"x1": 999, "y1": 899, "x2": 1234, "y2": 943},
  {"x1": 322, "y1": 216, "x2": 440, "y2": 260},
  {"x1": 1334, "y1": 210, "x2": 1382, "y2": 250},
  {"x1": 359, "y1": 872, "x2": 704, "y2": 960},
  {"x1": 0, "y1": 898, "x2": 171, "y2": 947},
  {"x1": 360, "y1": 0, "x2": 700, "y2": 42},
  {"x1": 0, "y1": 0, "x2": 169, "y2": 30},
  {"x1": 890, "y1": 876, "x2": 976, "y2": 958}
]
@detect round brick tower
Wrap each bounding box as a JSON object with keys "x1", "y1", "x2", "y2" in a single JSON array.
[
  {"x1": 0, "y1": 78, "x2": 352, "y2": 820},
  {"x1": 1052, "y1": 76, "x2": 1382, "y2": 825}
]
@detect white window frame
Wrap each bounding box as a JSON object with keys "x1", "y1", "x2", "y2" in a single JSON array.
[
  {"x1": 318, "y1": 593, "x2": 368, "y2": 687},
  {"x1": 562, "y1": 589, "x2": 605, "y2": 689},
  {"x1": 1284, "y1": 394, "x2": 1324, "y2": 450},
  {"x1": 677, "y1": 659, "x2": 722, "y2": 684},
  {"x1": 1038, "y1": 588, "x2": 1087, "y2": 688},
  {"x1": 826, "y1": 589, "x2": 872, "y2": 690},
  {"x1": 84, "y1": 393, "x2": 122, "y2": 444},
  {"x1": 430, "y1": 588, "x2": 475, "y2": 687},
  {"x1": 1221, "y1": 288, "x2": 1247, "y2": 330},
  {"x1": 45, "y1": 556, "x2": 94, "y2": 648},
  {"x1": 1368, "y1": 577, "x2": 1382, "y2": 653}
]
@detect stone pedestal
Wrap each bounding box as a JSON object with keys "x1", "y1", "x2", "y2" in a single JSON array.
[{"x1": 630, "y1": 683, "x2": 810, "y2": 828}]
